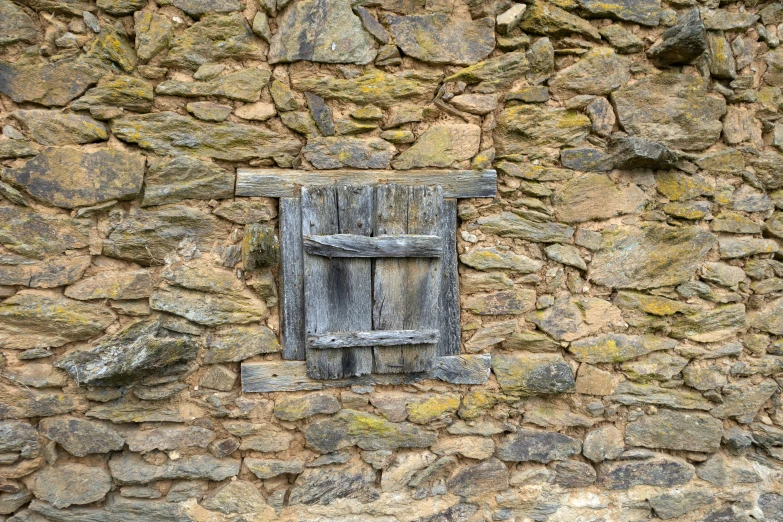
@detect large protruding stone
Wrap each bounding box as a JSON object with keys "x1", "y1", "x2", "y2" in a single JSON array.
[
  {"x1": 2, "y1": 147, "x2": 144, "y2": 209},
  {"x1": 589, "y1": 224, "x2": 715, "y2": 289},
  {"x1": 611, "y1": 73, "x2": 726, "y2": 151},
  {"x1": 0, "y1": 292, "x2": 115, "y2": 350},
  {"x1": 55, "y1": 319, "x2": 198, "y2": 386},
  {"x1": 155, "y1": 68, "x2": 270, "y2": 102},
  {"x1": 269, "y1": 0, "x2": 376, "y2": 64},
  {"x1": 569, "y1": 334, "x2": 678, "y2": 363},
  {"x1": 110, "y1": 112, "x2": 301, "y2": 161},
  {"x1": 109, "y1": 454, "x2": 240, "y2": 484},
  {"x1": 71, "y1": 76, "x2": 154, "y2": 113},
  {"x1": 387, "y1": 14, "x2": 495, "y2": 65},
  {"x1": 520, "y1": 1, "x2": 600, "y2": 40}
]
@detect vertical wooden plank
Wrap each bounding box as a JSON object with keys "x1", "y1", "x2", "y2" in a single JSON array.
[
  {"x1": 332, "y1": 185, "x2": 374, "y2": 376},
  {"x1": 302, "y1": 186, "x2": 338, "y2": 379},
  {"x1": 402, "y1": 185, "x2": 441, "y2": 372},
  {"x1": 437, "y1": 198, "x2": 461, "y2": 355},
  {"x1": 280, "y1": 197, "x2": 305, "y2": 360},
  {"x1": 372, "y1": 184, "x2": 409, "y2": 373}
]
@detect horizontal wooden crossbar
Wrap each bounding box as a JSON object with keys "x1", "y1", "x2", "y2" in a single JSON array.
[
  {"x1": 235, "y1": 169, "x2": 497, "y2": 198},
  {"x1": 307, "y1": 330, "x2": 440, "y2": 349},
  {"x1": 303, "y1": 234, "x2": 442, "y2": 258}
]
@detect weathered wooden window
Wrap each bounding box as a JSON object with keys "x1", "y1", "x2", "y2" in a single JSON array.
[{"x1": 235, "y1": 169, "x2": 496, "y2": 380}]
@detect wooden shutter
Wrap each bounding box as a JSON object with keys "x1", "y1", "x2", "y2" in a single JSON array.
[{"x1": 297, "y1": 183, "x2": 452, "y2": 379}]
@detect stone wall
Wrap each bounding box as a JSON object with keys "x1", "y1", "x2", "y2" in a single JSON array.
[{"x1": 1, "y1": 0, "x2": 783, "y2": 520}]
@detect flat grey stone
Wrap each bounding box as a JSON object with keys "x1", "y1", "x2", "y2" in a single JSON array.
[
  {"x1": 597, "y1": 455, "x2": 694, "y2": 490},
  {"x1": 31, "y1": 464, "x2": 112, "y2": 508},
  {"x1": 2, "y1": 147, "x2": 144, "y2": 209},
  {"x1": 269, "y1": 0, "x2": 376, "y2": 64},
  {"x1": 496, "y1": 429, "x2": 581, "y2": 463},
  {"x1": 289, "y1": 462, "x2": 379, "y2": 505},
  {"x1": 108, "y1": 453, "x2": 240, "y2": 484},
  {"x1": 39, "y1": 417, "x2": 124, "y2": 457},
  {"x1": 387, "y1": 14, "x2": 494, "y2": 65},
  {"x1": 625, "y1": 409, "x2": 723, "y2": 452},
  {"x1": 304, "y1": 137, "x2": 396, "y2": 169}
]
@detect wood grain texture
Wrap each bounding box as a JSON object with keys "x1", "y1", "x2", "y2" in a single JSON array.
[
  {"x1": 307, "y1": 329, "x2": 440, "y2": 349},
  {"x1": 437, "y1": 198, "x2": 461, "y2": 355},
  {"x1": 403, "y1": 185, "x2": 441, "y2": 372},
  {"x1": 333, "y1": 184, "x2": 374, "y2": 377},
  {"x1": 372, "y1": 184, "x2": 409, "y2": 373},
  {"x1": 241, "y1": 354, "x2": 491, "y2": 392},
  {"x1": 236, "y1": 169, "x2": 497, "y2": 198},
  {"x1": 372, "y1": 185, "x2": 441, "y2": 373},
  {"x1": 303, "y1": 234, "x2": 442, "y2": 258},
  {"x1": 280, "y1": 197, "x2": 305, "y2": 360},
  {"x1": 302, "y1": 185, "x2": 339, "y2": 378}
]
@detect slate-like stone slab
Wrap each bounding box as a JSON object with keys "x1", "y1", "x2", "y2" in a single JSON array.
[
  {"x1": 0, "y1": 59, "x2": 104, "y2": 107},
  {"x1": 2, "y1": 147, "x2": 144, "y2": 209},
  {"x1": 269, "y1": 0, "x2": 376, "y2": 64},
  {"x1": 387, "y1": 13, "x2": 495, "y2": 65},
  {"x1": 611, "y1": 73, "x2": 726, "y2": 150},
  {"x1": 589, "y1": 224, "x2": 715, "y2": 289},
  {"x1": 496, "y1": 429, "x2": 581, "y2": 462},
  {"x1": 625, "y1": 409, "x2": 723, "y2": 452}
]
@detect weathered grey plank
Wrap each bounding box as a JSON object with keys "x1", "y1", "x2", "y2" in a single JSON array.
[
  {"x1": 307, "y1": 329, "x2": 440, "y2": 349},
  {"x1": 437, "y1": 198, "x2": 461, "y2": 356},
  {"x1": 332, "y1": 184, "x2": 374, "y2": 377},
  {"x1": 403, "y1": 185, "x2": 441, "y2": 372},
  {"x1": 242, "y1": 361, "x2": 324, "y2": 392},
  {"x1": 302, "y1": 185, "x2": 339, "y2": 378},
  {"x1": 240, "y1": 354, "x2": 490, "y2": 392},
  {"x1": 236, "y1": 169, "x2": 497, "y2": 198},
  {"x1": 303, "y1": 234, "x2": 442, "y2": 258},
  {"x1": 280, "y1": 197, "x2": 305, "y2": 360},
  {"x1": 373, "y1": 184, "x2": 409, "y2": 373}
]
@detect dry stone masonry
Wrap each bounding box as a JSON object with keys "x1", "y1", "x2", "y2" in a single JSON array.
[{"x1": 0, "y1": 0, "x2": 782, "y2": 520}]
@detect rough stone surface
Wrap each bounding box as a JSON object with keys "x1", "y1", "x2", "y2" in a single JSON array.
[
  {"x1": 590, "y1": 224, "x2": 715, "y2": 289},
  {"x1": 2, "y1": 147, "x2": 144, "y2": 209},
  {"x1": 0, "y1": 292, "x2": 115, "y2": 350},
  {"x1": 392, "y1": 124, "x2": 480, "y2": 169},
  {"x1": 387, "y1": 14, "x2": 495, "y2": 65},
  {"x1": 38, "y1": 417, "x2": 124, "y2": 457},
  {"x1": 269, "y1": 0, "x2": 376, "y2": 64},
  {"x1": 111, "y1": 112, "x2": 300, "y2": 161},
  {"x1": 611, "y1": 74, "x2": 726, "y2": 150},
  {"x1": 30, "y1": 464, "x2": 112, "y2": 508},
  {"x1": 1, "y1": 1, "x2": 782, "y2": 520},
  {"x1": 625, "y1": 409, "x2": 723, "y2": 452}
]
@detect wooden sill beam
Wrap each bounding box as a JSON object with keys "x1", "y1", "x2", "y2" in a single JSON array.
[{"x1": 307, "y1": 330, "x2": 440, "y2": 349}]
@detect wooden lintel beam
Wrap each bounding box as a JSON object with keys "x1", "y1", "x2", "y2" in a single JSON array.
[{"x1": 235, "y1": 169, "x2": 497, "y2": 199}]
